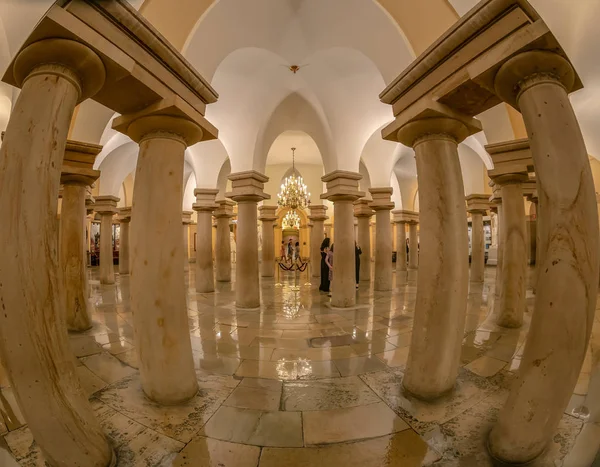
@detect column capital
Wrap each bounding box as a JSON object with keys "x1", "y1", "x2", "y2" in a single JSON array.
[
  {"x1": 226, "y1": 171, "x2": 270, "y2": 203},
  {"x1": 308, "y1": 204, "x2": 328, "y2": 221},
  {"x1": 521, "y1": 180, "x2": 537, "y2": 199},
  {"x1": 94, "y1": 195, "x2": 119, "y2": 215},
  {"x1": 466, "y1": 194, "x2": 490, "y2": 214},
  {"x1": 214, "y1": 199, "x2": 235, "y2": 219},
  {"x1": 258, "y1": 205, "x2": 278, "y2": 222},
  {"x1": 486, "y1": 138, "x2": 533, "y2": 183},
  {"x1": 193, "y1": 188, "x2": 219, "y2": 212},
  {"x1": 392, "y1": 210, "x2": 419, "y2": 224},
  {"x1": 368, "y1": 187, "x2": 395, "y2": 211},
  {"x1": 321, "y1": 170, "x2": 364, "y2": 202},
  {"x1": 85, "y1": 193, "x2": 96, "y2": 215},
  {"x1": 353, "y1": 199, "x2": 374, "y2": 218},
  {"x1": 118, "y1": 207, "x2": 132, "y2": 223},
  {"x1": 182, "y1": 211, "x2": 194, "y2": 224}
]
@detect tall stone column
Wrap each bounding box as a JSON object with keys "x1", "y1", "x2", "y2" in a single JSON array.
[
  {"x1": 113, "y1": 112, "x2": 208, "y2": 405},
  {"x1": 393, "y1": 115, "x2": 478, "y2": 399},
  {"x1": 353, "y1": 200, "x2": 373, "y2": 283},
  {"x1": 489, "y1": 51, "x2": 599, "y2": 463},
  {"x1": 118, "y1": 207, "x2": 131, "y2": 275},
  {"x1": 193, "y1": 189, "x2": 219, "y2": 293},
  {"x1": 309, "y1": 204, "x2": 328, "y2": 278},
  {"x1": 214, "y1": 200, "x2": 234, "y2": 282},
  {"x1": 0, "y1": 38, "x2": 114, "y2": 466},
  {"x1": 466, "y1": 194, "x2": 490, "y2": 283},
  {"x1": 226, "y1": 171, "x2": 270, "y2": 308},
  {"x1": 94, "y1": 196, "x2": 119, "y2": 285},
  {"x1": 394, "y1": 218, "x2": 407, "y2": 273},
  {"x1": 182, "y1": 210, "x2": 193, "y2": 272},
  {"x1": 60, "y1": 141, "x2": 101, "y2": 332},
  {"x1": 527, "y1": 190, "x2": 541, "y2": 292},
  {"x1": 258, "y1": 205, "x2": 278, "y2": 277},
  {"x1": 86, "y1": 194, "x2": 95, "y2": 268},
  {"x1": 369, "y1": 188, "x2": 395, "y2": 291},
  {"x1": 408, "y1": 220, "x2": 419, "y2": 270},
  {"x1": 321, "y1": 171, "x2": 364, "y2": 307},
  {"x1": 487, "y1": 141, "x2": 532, "y2": 329}
]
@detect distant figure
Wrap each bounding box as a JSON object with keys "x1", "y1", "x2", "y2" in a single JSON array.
[
  {"x1": 280, "y1": 241, "x2": 286, "y2": 261},
  {"x1": 319, "y1": 237, "x2": 331, "y2": 292},
  {"x1": 294, "y1": 241, "x2": 300, "y2": 261},
  {"x1": 287, "y1": 239, "x2": 293, "y2": 261},
  {"x1": 355, "y1": 242, "x2": 362, "y2": 288},
  {"x1": 326, "y1": 243, "x2": 334, "y2": 283}
]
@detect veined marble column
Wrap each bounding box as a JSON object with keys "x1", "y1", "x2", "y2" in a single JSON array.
[
  {"x1": 369, "y1": 188, "x2": 395, "y2": 291},
  {"x1": 214, "y1": 200, "x2": 234, "y2": 282},
  {"x1": 394, "y1": 219, "x2": 407, "y2": 273},
  {"x1": 85, "y1": 194, "x2": 95, "y2": 268},
  {"x1": 321, "y1": 171, "x2": 364, "y2": 307},
  {"x1": 258, "y1": 205, "x2": 278, "y2": 277},
  {"x1": 466, "y1": 194, "x2": 490, "y2": 283},
  {"x1": 226, "y1": 171, "x2": 269, "y2": 308},
  {"x1": 489, "y1": 51, "x2": 599, "y2": 463},
  {"x1": 182, "y1": 210, "x2": 193, "y2": 272},
  {"x1": 394, "y1": 116, "x2": 476, "y2": 399},
  {"x1": 118, "y1": 207, "x2": 131, "y2": 275},
  {"x1": 408, "y1": 221, "x2": 419, "y2": 270},
  {"x1": 94, "y1": 196, "x2": 119, "y2": 285},
  {"x1": 488, "y1": 142, "x2": 531, "y2": 329},
  {"x1": 114, "y1": 113, "x2": 206, "y2": 405},
  {"x1": 0, "y1": 38, "x2": 114, "y2": 466},
  {"x1": 309, "y1": 204, "x2": 328, "y2": 278},
  {"x1": 193, "y1": 189, "x2": 219, "y2": 293},
  {"x1": 60, "y1": 141, "x2": 101, "y2": 332},
  {"x1": 353, "y1": 200, "x2": 373, "y2": 283}
]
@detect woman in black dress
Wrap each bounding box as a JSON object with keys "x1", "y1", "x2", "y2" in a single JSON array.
[
  {"x1": 319, "y1": 237, "x2": 331, "y2": 292},
  {"x1": 355, "y1": 242, "x2": 362, "y2": 288}
]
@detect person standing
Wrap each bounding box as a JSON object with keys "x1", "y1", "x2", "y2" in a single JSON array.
[
  {"x1": 319, "y1": 237, "x2": 331, "y2": 292},
  {"x1": 325, "y1": 244, "x2": 334, "y2": 297},
  {"x1": 355, "y1": 242, "x2": 362, "y2": 288},
  {"x1": 279, "y1": 241, "x2": 286, "y2": 261}
]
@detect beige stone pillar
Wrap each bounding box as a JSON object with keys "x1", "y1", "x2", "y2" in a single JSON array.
[
  {"x1": 309, "y1": 204, "x2": 328, "y2": 278},
  {"x1": 258, "y1": 205, "x2": 278, "y2": 277},
  {"x1": 0, "y1": 38, "x2": 114, "y2": 466},
  {"x1": 226, "y1": 171, "x2": 269, "y2": 308},
  {"x1": 118, "y1": 207, "x2": 131, "y2": 275},
  {"x1": 466, "y1": 195, "x2": 490, "y2": 283},
  {"x1": 321, "y1": 171, "x2": 364, "y2": 307},
  {"x1": 113, "y1": 113, "x2": 206, "y2": 405},
  {"x1": 489, "y1": 51, "x2": 599, "y2": 463},
  {"x1": 353, "y1": 200, "x2": 373, "y2": 283},
  {"x1": 214, "y1": 200, "x2": 234, "y2": 282},
  {"x1": 394, "y1": 219, "x2": 407, "y2": 273},
  {"x1": 60, "y1": 141, "x2": 101, "y2": 332},
  {"x1": 182, "y1": 210, "x2": 193, "y2": 272},
  {"x1": 94, "y1": 196, "x2": 119, "y2": 285},
  {"x1": 408, "y1": 221, "x2": 419, "y2": 270},
  {"x1": 369, "y1": 188, "x2": 395, "y2": 291},
  {"x1": 85, "y1": 194, "x2": 95, "y2": 268},
  {"x1": 324, "y1": 222, "x2": 333, "y2": 239},
  {"x1": 193, "y1": 189, "x2": 219, "y2": 293},
  {"x1": 527, "y1": 189, "x2": 540, "y2": 292},
  {"x1": 394, "y1": 116, "x2": 476, "y2": 400}
]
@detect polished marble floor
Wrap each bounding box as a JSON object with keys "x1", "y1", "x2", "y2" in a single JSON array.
[{"x1": 1, "y1": 263, "x2": 600, "y2": 466}]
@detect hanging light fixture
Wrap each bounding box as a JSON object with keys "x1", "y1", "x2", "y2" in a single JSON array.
[
  {"x1": 277, "y1": 147, "x2": 310, "y2": 210},
  {"x1": 282, "y1": 210, "x2": 301, "y2": 230}
]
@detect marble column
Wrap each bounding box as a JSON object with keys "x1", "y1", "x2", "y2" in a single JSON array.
[
  {"x1": 408, "y1": 221, "x2": 419, "y2": 270},
  {"x1": 309, "y1": 204, "x2": 328, "y2": 278},
  {"x1": 114, "y1": 114, "x2": 205, "y2": 405},
  {"x1": 182, "y1": 210, "x2": 193, "y2": 272},
  {"x1": 94, "y1": 196, "x2": 119, "y2": 285},
  {"x1": 118, "y1": 207, "x2": 131, "y2": 275},
  {"x1": 226, "y1": 171, "x2": 269, "y2": 308},
  {"x1": 60, "y1": 141, "x2": 101, "y2": 332},
  {"x1": 0, "y1": 38, "x2": 114, "y2": 466},
  {"x1": 395, "y1": 116, "x2": 475, "y2": 399},
  {"x1": 258, "y1": 205, "x2": 278, "y2": 277},
  {"x1": 369, "y1": 188, "x2": 395, "y2": 291},
  {"x1": 490, "y1": 51, "x2": 599, "y2": 463},
  {"x1": 214, "y1": 200, "x2": 234, "y2": 282},
  {"x1": 85, "y1": 194, "x2": 95, "y2": 268},
  {"x1": 394, "y1": 219, "x2": 407, "y2": 273},
  {"x1": 193, "y1": 189, "x2": 219, "y2": 293},
  {"x1": 527, "y1": 190, "x2": 540, "y2": 293},
  {"x1": 466, "y1": 194, "x2": 490, "y2": 283},
  {"x1": 488, "y1": 148, "x2": 530, "y2": 329},
  {"x1": 321, "y1": 171, "x2": 364, "y2": 307},
  {"x1": 353, "y1": 200, "x2": 373, "y2": 283}
]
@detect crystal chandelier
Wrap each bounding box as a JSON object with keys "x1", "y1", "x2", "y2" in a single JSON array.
[
  {"x1": 277, "y1": 147, "x2": 310, "y2": 209},
  {"x1": 282, "y1": 210, "x2": 300, "y2": 230}
]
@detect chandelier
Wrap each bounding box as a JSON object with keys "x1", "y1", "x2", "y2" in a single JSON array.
[
  {"x1": 277, "y1": 147, "x2": 310, "y2": 209},
  {"x1": 282, "y1": 210, "x2": 300, "y2": 230}
]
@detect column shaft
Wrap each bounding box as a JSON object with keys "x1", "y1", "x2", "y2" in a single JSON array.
[
  {"x1": 236, "y1": 201, "x2": 260, "y2": 307},
  {"x1": 494, "y1": 204, "x2": 504, "y2": 299},
  {"x1": 408, "y1": 223, "x2": 419, "y2": 269},
  {"x1": 119, "y1": 221, "x2": 130, "y2": 275},
  {"x1": 130, "y1": 133, "x2": 197, "y2": 404},
  {"x1": 196, "y1": 211, "x2": 214, "y2": 292},
  {"x1": 396, "y1": 223, "x2": 407, "y2": 273},
  {"x1": 470, "y1": 212, "x2": 485, "y2": 282},
  {"x1": 310, "y1": 219, "x2": 324, "y2": 278},
  {"x1": 357, "y1": 217, "x2": 371, "y2": 281},
  {"x1": 183, "y1": 223, "x2": 190, "y2": 272},
  {"x1": 0, "y1": 62, "x2": 113, "y2": 465},
  {"x1": 216, "y1": 217, "x2": 232, "y2": 282},
  {"x1": 331, "y1": 200, "x2": 356, "y2": 307},
  {"x1": 404, "y1": 134, "x2": 469, "y2": 399},
  {"x1": 261, "y1": 220, "x2": 275, "y2": 277},
  {"x1": 374, "y1": 209, "x2": 392, "y2": 290},
  {"x1": 99, "y1": 213, "x2": 115, "y2": 284}
]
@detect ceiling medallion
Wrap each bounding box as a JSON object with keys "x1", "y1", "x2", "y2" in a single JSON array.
[{"x1": 277, "y1": 147, "x2": 310, "y2": 210}]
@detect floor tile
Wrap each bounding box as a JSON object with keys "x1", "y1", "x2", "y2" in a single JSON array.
[
  {"x1": 75, "y1": 365, "x2": 107, "y2": 398},
  {"x1": 172, "y1": 436, "x2": 260, "y2": 467},
  {"x1": 223, "y1": 385, "x2": 281, "y2": 411},
  {"x1": 333, "y1": 356, "x2": 388, "y2": 376},
  {"x1": 68, "y1": 335, "x2": 103, "y2": 358},
  {"x1": 80, "y1": 352, "x2": 137, "y2": 384},
  {"x1": 376, "y1": 347, "x2": 410, "y2": 369},
  {"x1": 236, "y1": 359, "x2": 340, "y2": 380},
  {"x1": 464, "y1": 356, "x2": 506, "y2": 378},
  {"x1": 0, "y1": 389, "x2": 25, "y2": 431}
]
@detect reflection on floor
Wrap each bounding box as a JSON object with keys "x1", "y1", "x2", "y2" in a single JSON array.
[{"x1": 1, "y1": 265, "x2": 599, "y2": 466}]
